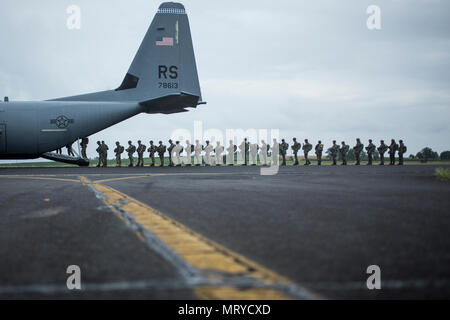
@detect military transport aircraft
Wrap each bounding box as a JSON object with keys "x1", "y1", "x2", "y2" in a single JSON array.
[{"x1": 0, "y1": 2, "x2": 203, "y2": 166}]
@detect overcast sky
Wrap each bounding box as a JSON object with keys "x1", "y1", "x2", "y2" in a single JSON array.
[{"x1": 0, "y1": 0, "x2": 449, "y2": 160}]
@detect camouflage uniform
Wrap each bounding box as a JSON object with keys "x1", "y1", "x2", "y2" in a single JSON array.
[
  {"x1": 328, "y1": 141, "x2": 339, "y2": 165},
  {"x1": 80, "y1": 137, "x2": 89, "y2": 159},
  {"x1": 137, "y1": 141, "x2": 146, "y2": 167},
  {"x1": 377, "y1": 140, "x2": 388, "y2": 165},
  {"x1": 315, "y1": 141, "x2": 324, "y2": 166},
  {"x1": 279, "y1": 140, "x2": 289, "y2": 166},
  {"x1": 167, "y1": 140, "x2": 175, "y2": 167},
  {"x1": 302, "y1": 139, "x2": 312, "y2": 165},
  {"x1": 114, "y1": 142, "x2": 124, "y2": 167},
  {"x1": 147, "y1": 141, "x2": 156, "y2": 167},
  {"x1": 365, "y1": 140, "x2": 376, "y2": 165},
  {"x1": 398, "y1": 140, "x2": 407, "y2": 165},
  {"x1": 96, "y1": 141, "x2": 102, "y2": 167},
  {"x1": 340, "y1": 142, "x2": 349, "y2": 165},
  {"x1": 157, "y1": 141, "x2": 166, "y2": 167},
  {"x1": 100, "y1": 141, "x2": 109, "y2": 167},
  {"x1": 126, "y1": 141, "x2": 136, "y2": 167},
  {"x1": 353, "y1": 139, "x2": 364, "y2": 165},
  {"x1": 66, "y1": 143, "x2": 75, "y2": 157},
  {"x1": 389, "y1": 139, "x2": 398, "y2": 165},
  {"x1": 291, "y1": 138, "x2": 301, "y2": 165}
]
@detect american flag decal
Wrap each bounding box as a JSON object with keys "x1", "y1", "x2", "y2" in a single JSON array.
[{"x1": 156, "y1": 37, "x2": 174, "y2": 46}]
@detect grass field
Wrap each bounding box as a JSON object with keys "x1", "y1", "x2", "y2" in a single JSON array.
[
  {"x1": 434, "y1": 168, "x2": 450, "y2": 181},
  {"x1": 1, "y1": 156, "x2": 450, "y2": 168}
]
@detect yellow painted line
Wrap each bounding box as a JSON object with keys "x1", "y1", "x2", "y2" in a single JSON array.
[
  {"x1": 0, "y1": 176, "x2": 80, "y2": 183},
  {"x1": 92, "y1": 175, "x2": 155, "y2": 184},
  {"x1": 83, "y1": 177, "x2": 301, "y2": 300}
]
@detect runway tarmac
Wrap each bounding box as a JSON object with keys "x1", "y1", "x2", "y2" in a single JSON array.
[{"x1": 0, "y1": 165, "x2": 449, "y2": 299}]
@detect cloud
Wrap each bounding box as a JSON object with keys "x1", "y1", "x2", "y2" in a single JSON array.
[{"x1": 0, "y1": 0, "x2": 449, "y2": 162}]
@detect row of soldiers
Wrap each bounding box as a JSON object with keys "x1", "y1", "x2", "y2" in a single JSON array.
[
  {"x1": 325, "y1": 138, "x2": 407, "y2": 166},
  {"x1": 93, "y1": 138, "x2": 407, "y2": 167}
]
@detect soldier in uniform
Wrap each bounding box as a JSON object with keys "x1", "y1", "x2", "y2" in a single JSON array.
[
  {"x1": 66, "y1": 143, "x2": 75, "y2": 157},
  {"x1": 279, "y1": 139, "x2": 289, "y2": 166},
  {"x1": 291, "y1": 138, "x2": 301, "y2": 166},
  {"x1": 271, "y1": 138, "x2": 279, "y2": 166},
  {"x1": 194, "y1": 140, "x2": 203, "y2": 166},
  {"x1": 398, "y1": 140, "x2": 407, "y2": 165},
  {"x1": 365, "y1": 139, "x2": 376, "y2": 165},
  {"x1": 328, "y1": 140, "x2": 339, "y2": 165},
  {"x1": 80, "y1": 137, "x2": 89, "y2": 158},
  {"x1": 95, "y1": 141, "x2": 102, "y2": 167},
  {"x1": 114, "y1": 141, "x2": 124, "y2": 167},
  {"x1": 147, "y1": 140, "x2": 156, "y2": 167},
  {"x1": 136, "y1": 140, "x2": 146, "y2": 167},
  {"x1": 377, "y1": 140, "x2": 388, "y2": 165},
  {"x1": 388, "y1": 139, "x2": 398, "y2": 165},
  {"x1": 226, "y1": 140, "x2": 234, "y2": 166},
  {"x1": 353, "y1": 138, "x2": 364, "y2": 165},
  {"x1": 157, "y1": 141, "x2": 166, "y2": 167},
  {"x1": 184, "y1": 140, "x2": 192, "y2": 166},
  {"x1": 340, "y1": 141, "x2": 349, "y2": 165},
  {"x1": 126, "y1": 140, "x2": 136, "y2": 167},
  {"x1": 302, "y1": 139, "x2": 312, "y2": 165},
  {"x1": 167, "y1": 140, "x2": 175, "y2": 167},
  {"x1": 100, "y1": 141, "x2": 109, "y2": 167},
  {"x1": 203, "y1": 140, "x2": 213, "y2": 166},
  {"x1": 260, "y1": 140, "x2": 268, "y2": 166},
  {"x1": 315, "y1": 140, "x2": 324, "y2": 166},
  {"x1": 249, "y1": 142, "x2": 258, "y2": 166},
  {"x1": 173, "y1": 141, "x2": 183, "y2": 166},
  {"x1": 215, "y1": 141, "x2": 224, "y2": 166},
  {"x1": 238, "y1": 139, "x2": 247, "y2": 165}
]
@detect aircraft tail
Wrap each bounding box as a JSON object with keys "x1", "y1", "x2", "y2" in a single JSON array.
[{"x1": 51, "y1": 2, "x2": 203, "y2": 113}]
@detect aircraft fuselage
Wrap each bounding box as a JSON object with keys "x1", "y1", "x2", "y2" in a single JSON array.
[{"x1": 0, "y1": 101, "x2": 141, "y2": 158}]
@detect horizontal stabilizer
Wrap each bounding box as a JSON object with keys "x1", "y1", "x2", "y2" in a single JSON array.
[{"x1": 140, "y1": 92, "x2": 201, "y2": 114}]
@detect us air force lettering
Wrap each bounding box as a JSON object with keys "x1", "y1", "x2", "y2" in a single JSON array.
[{"x1": 0, "y1": 2, "x2": 204, "y2": 165}]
